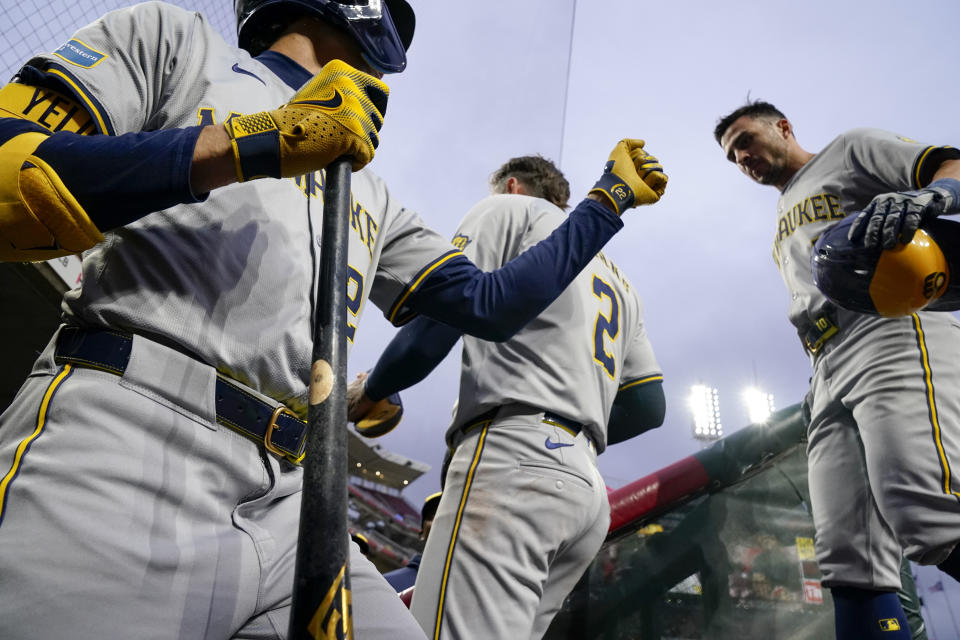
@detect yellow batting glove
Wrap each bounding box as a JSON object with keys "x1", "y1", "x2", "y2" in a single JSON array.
[
  {"x1": 589, "y1": 139, "x2": 668, "y2": 215},
  {"x1": 224, "y1": 59, "x2": 389, "y2": 181}
]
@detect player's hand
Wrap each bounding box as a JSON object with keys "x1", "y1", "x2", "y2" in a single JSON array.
[
  {"x1": 347, "y1": 372, "x2": 404, "y2": 438},
  {"x1": 847, "y1": 179, "x2": 960, "y2": 249},
  {"x1": 224, "y1": 59, "x2": 388, "y2": 181},
  {"x1": 347, "y1": 372, "x2": 375, "y2": 422},
  {"x1": 589, "y1": 139, "x2": 668, "y2": 215}
]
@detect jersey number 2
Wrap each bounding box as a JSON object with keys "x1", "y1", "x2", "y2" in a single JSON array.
[{"x1": 592, "y1": 275, "x2": 619, "y2": 379}]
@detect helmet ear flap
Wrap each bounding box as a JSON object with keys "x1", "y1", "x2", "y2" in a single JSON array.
[{"x1": 812, "y1": 216, "x2": 960, "y2": 317}]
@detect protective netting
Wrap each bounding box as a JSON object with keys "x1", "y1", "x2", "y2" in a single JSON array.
[{"x1": 0, "y1": 0, "x2": 237, "y2": 80}]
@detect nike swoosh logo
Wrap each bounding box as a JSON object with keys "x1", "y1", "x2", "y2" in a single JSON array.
[
  {"x1": 293, "y1": 90, "x2": 343, "y2": 110},
  {"x1": 544, "y1": 437, "x2": 573, "y2": 450},
  {"x1": 231, "y1": 63, "x2": 265, "y2": 85}
]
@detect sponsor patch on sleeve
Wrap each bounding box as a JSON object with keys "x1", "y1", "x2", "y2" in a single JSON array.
[{"x1": 53, "y1": 39, "x2": 107, "y2": 69}]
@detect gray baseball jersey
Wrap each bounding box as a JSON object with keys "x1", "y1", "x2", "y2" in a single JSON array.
[
  {"x1": 29, "y1": 1, "x2": 459, "y2": 415},
  {"x1": 410, "y1": 194, "x2": 658, "y2": 640},
  {"x1": 448, "y1": 193, "x2": 662, "y2": 452},
  {"x1": 0, "y1": 3, "x2": 460, "y2": 638},
  {"x1": 774, "y1": 128, "x2": 960, "y2": 590},
  {"x1": 774, "y1": 128, "x2": 934, "y2": 341}
]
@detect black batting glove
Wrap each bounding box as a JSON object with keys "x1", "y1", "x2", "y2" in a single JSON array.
[{"x1": 847, "y1": 178, "x2": 960, "y2": 249}]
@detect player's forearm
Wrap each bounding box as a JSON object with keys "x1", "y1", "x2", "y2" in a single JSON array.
[
  {"x1": 606, "y1": 380, "x2": 666, "y2": 446},
  {"x1": 407, "y1": 197, "x2": 623, "y2": 341},
  {"x1": 931, "y1": 159, "x2": 960, "y2": 184},
  {"x1": 11, "y1": 119, "x2": 208, "y2": 231},
  {"x1": 191, "y1": 124, "x2": 241, "y2": 194},
  {"x1": 365, "y1": 316, "x2": 461, "y2": 400},
  {"x1": 586, "y1": 192, "x2": 618, "y2": 213}
]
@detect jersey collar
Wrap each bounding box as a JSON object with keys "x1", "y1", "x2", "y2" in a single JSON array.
[{"x1": 255, "y1": 50, "x2": 312, "y2": 91}]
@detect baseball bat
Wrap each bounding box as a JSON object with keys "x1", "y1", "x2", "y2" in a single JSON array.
[{"x1": 289, "y1": 157, "x2": 353, "y2": 640}]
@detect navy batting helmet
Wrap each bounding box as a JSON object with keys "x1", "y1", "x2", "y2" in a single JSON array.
[
  {"x1": 811, "y1": 215, "x2": 960, "y2": 317},
  {"x1": 236, "y1": 0, "x2": 415, "y2": 73}
]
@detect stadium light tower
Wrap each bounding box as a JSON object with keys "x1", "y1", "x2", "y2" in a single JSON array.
[
  {"x1": 689, "y1": 384, "x2": 722, "y2": 441},
  {"x1": 743, "y1": 387, "x2": 776, "y2": 424}
]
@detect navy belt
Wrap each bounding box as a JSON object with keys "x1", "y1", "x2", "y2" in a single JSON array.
[
  {"x1": 462, "y1": 406, "x2": 586, "y2": 438},
  {"x1": 53, "y1": 326, "x2": 307, "y2": 464},
  {"x1": 803, "y1": 312, "x2": 839, "y2": 355}
]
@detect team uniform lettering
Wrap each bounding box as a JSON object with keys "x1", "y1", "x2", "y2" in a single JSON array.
[
  {"x1": 825, "y1": 194, "x2": 842, "y2": 217},
  {"x1": 591, "y1": 275, "x2": 620, "y2": 379},
  {"x1": 6, "y1": 85, "x2": 94, "y2": 135},
  {"x1": 197, "y1": 107, "x2": 214, "y2": 126},
  {"x1": 23, "y1": 88, "x2": 49, "y2": 114},
  {"x1": 364, "y1": 212, "x2": 378, "y2": 256},
  {"x1": 350, "y1": 202, "x2": 365, "y2": 242},
  {"x1": 345, "y1": 266, "x2": 364, "y2": 342},
  {"x1": 774, "y1": 192, "x2": 847, "y2": 253},
  {"x1": 594, "y1": 251, "x2": 631, "y2": 293}
]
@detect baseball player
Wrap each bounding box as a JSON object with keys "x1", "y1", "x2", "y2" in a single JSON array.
[
  {"x1": 714, "y1": 100, "x2": 960, "y2": 640},
  {"x1": 348, "y1": 155, "x2": 668, "y2": 640},
  {"x1": 0, "y1": 2, "x2": 668, "y2": 637}
]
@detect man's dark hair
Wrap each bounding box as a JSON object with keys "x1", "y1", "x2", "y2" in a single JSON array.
[
  {"x1": 490, "y1": 155, "x2": 570, "y2": 210},
  {"x1": 713, "y1": 101, "x2": 787, "y2": 145}
]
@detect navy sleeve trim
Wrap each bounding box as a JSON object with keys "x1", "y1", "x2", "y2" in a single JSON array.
[
  {"x1": 33, "y1": 126, "x2": 206, "y2": 231},
  {"x1": 400, "y1": 197, "x2": 623, "y2": 341},
  {"x1": 618, "y1": 373, "x2": 664, "y2": 392},
  {"x1": 916, "y1": 146, "x2": 960, "y2": 188},
  {"x1": 386, "y1": 249, "x2": 465, "y2": 326},
  {"x1": 21, "y1": 63, "x2": 114, "y2": 135}
]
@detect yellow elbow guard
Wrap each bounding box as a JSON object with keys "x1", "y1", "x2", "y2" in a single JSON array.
[{"x1": 0, "y1": 130, "x2": 103, "y2": 262}]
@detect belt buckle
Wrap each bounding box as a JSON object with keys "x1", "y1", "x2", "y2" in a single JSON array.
[{"x1": 264, "y1": 405, "x2": 305, "y2": 464}]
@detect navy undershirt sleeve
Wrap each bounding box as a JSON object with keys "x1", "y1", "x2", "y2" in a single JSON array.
[
  {"x1": 31, "y1": 125, "x2": 205, "y2": 230},
  {"x1": 365, "y1": 316, "x2": 461, "y2": 401},
  {"x1": 405, "y1": 198, "x2": 623, "y2": 341},
  {"x1": 607, "y1": 380, "x2": 666, "y2": 446}
]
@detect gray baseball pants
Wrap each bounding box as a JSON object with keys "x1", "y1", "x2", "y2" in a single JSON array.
[
  {"x1": 410, "y1": 405, "x2": 609, "y2": 640},
  {"x1": 807, "y1": 310, "x2": 960, "y2": 590},
  {"x1": 0, "y1": 328, "x2": 425, "y2": 640}
]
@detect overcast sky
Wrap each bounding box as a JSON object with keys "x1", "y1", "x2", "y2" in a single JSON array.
[{"x1": 5, "y1": 0, "x2": 960, "y2": 632}]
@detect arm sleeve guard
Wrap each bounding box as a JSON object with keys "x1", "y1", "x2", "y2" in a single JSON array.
[
  {"x1": 365, "y1": 316, "x2": 462, "y2": 400},
  {"x1": 0, "y1": 81, "x2": 102, "y2": 261},
  {"x1": 607, "y1": 379, "x2": 666, "y2": 446},
  {"x1": 0, "y1": 124, "x2": 103, "y2": 262}
]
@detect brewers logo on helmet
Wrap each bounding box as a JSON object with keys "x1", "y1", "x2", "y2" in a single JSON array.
[{"x1": 811, "y1": 215, "x2": 960, "y2": 317}]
